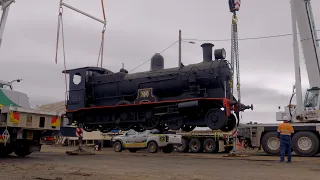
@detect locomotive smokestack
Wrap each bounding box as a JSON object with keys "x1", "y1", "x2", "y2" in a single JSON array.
[
  {"x1": 150, "y1": 53, "x2": 164, "y2": 71},
  {"x1": 201, "y1": 43, "x2": 214, "y2": 62}
]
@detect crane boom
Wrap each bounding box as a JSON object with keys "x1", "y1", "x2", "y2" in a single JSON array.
[
  {"x1": 277, "y1": 0, "x2": 320, "y2": 123},
  {"x1": 0, "y1": 0, "x2": 14, "y2": 49},
  {"x1": 293, "y1": 0, "x2": 320, "y2": 88}
]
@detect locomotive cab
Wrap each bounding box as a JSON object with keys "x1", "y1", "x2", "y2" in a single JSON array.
[{"x1": 63, "y1": 67, "x2": 111, "y2": 111}]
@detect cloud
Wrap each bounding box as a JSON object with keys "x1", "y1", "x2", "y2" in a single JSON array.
[{"x1": 1, "y1": 0, "x2": 320, "y2": 125}]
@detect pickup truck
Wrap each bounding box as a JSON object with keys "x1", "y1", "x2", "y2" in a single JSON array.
[{"x1": 111, "y1": 129, "x2": 182, "y2": 153}]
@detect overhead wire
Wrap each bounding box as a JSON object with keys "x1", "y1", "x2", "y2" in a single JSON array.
[
  {"x1": 130, "y1": 29, "x2": 320, "y2": 72},
  {"x1": 129, "y1": 40, "x2": 179, "y2": 72},
  {"x1": 183, "y1": 29, "x2": 320, "y2": 42}
]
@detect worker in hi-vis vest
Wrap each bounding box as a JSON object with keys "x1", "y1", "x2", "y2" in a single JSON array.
[{"x1": 277, "y1": 115, "x2": 294, "y2": 162}]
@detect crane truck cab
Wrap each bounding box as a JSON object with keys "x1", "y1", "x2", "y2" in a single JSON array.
[{"x1": 111, "y1": 129, "x2": 182, "y2": 153}]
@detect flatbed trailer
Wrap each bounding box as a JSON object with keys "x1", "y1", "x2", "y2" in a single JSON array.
[
  {"x1": 173, "y1": 130, "x2": 234, "y2": 153},
  {"x1": 237, "y1": 122, "x2": 320, "y2": 157},
  {"x1": 0, "y1": 106, "x2": 61, "y2": 157}
]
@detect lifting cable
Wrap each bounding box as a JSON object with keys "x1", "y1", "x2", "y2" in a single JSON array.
[
  {"x1": 229, "y1": 0, "x2": 242, "y2": 124},
  {"x1": 55, "y1": 5, "x2": 68, "y2": 107},
  {"x1": 55, "y1": 0, "x2": 108, "y2": 107},
  {"x1": 97, "y1": 0, "x2": 107, "y2": 68}
]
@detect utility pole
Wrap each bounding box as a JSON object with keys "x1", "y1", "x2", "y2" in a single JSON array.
[{"x1": 178, "y1": 29, "x2": 182, "y2": 67}]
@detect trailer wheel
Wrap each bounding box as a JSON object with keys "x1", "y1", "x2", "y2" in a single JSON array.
[
  {"x1": 176, "y1": 138, "x2": 189, "y2": 153},
  {"x1": 203, "y1": 138, "x2": 218, "y2": 153},
  {"x1": 189, "y1": 138, "x2": 202, "y2": 153},
  {"x1": 292, "y1": 131, "x2": 319, "y2": 157},
  {"x1": 261, "y1": 132, "x2": 280, "y2": 156}
]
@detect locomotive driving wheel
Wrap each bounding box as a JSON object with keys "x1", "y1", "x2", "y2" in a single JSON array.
[
  {"x1": 83, "y1": 124, "x2": 96, "y2": 132},
  {"x1": 137, "y1": 100, "x2": 160, "y2": 130},
  {"x1": 167, "y1": 117, "x2": 184, "y2": 130},
  {"x1": 98, "y1": 125, "x2": 114, "y2": 133},
  {"x1": 181, "y1": 125, "x2": 196, "y2": 132},
  {"x1": 132, "y1": 125, "x2": 145, "y2": 132},
  {"x1": 205, "y1": 108, "x2": 228, "y2": 130},
  {"x1": 138, "y1": 111, "x2": 160, "y2": 130},
  {"x1": 115, "y1": 100, "x2": 134, "y2": 131},
  {"x1": 220, "y1": 115, "x2": 236, "y2": 132},
  {"x1": 116, "y1": 111, "x2": 134, "y2": 131}
]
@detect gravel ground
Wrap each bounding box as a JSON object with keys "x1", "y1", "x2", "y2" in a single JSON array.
[{"x1": 0, "y1": 146, "x2": 320, "y2": 180}]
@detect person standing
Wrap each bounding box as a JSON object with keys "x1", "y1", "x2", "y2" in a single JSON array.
[{"x1": 277, "y1": 116, "x2": 294, "y2": 163}]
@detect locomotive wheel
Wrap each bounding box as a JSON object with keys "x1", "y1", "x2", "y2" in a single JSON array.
[
  {"x1": 115, "y1": 100, "x2": 134, "y2": 131},
  {"x1": 181, "y1": 125, "x2": 196, "y2": 132},
  {"x1": 138, "y1": 111, "x2": 160, "y2": 130},
  {"x1": 159, "y1": 122, "x2": 169, "y2": 132},
  {"x1": 132, "y1": 125, "x2": 145, "y2": 132},
  {"x1": 167, "y1": 117, "x2": 184, "y2": 130},
  {"x1": 83, "y1": 125, "x2": 96, "y2": 132},
  {"x1": 220, "y1": 115, "x2": 236, "y2": 132},
  {"x1": 116, "y1": 111, "x2": 135, "y2": 131},
  {"x1": 205, "y1": 108, "x2": 228, "y2": 130}
]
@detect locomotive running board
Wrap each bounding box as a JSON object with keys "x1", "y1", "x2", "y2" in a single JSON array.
[{"x1": 67, "y1": 97, "x2": 232, "y2": 116}]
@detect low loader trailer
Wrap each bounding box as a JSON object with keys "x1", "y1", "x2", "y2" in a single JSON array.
[{"x1": 174, "y1": 130, "x2": 235, "y2": 153}]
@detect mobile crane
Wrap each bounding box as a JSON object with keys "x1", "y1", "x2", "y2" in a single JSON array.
[{"x1": 238, "y1": 0, "x2": 320, "y2": 157}]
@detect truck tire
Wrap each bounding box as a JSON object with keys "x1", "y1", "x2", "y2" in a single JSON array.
[
  {"x1": 147, "y1": 141, "x2": 159, "y2": 153},
  {"x1": 292, "y1": 131, "x2": 319, "y2": 157},
  {"x1": 113, "y1": 141, "x2": 123, "y2": 152},
  {"x1": 188, "y1": 138, "x2": 202, "y2": 153},
  {"x1": 261, "y1": 132, "x2": 281, "y2": 156},
  {"x1": 203, "y1": 138, "x2": 218, "y2": 153},
  {"x1": 176, "y1": 138, "x2": 189, "y2": 153}
]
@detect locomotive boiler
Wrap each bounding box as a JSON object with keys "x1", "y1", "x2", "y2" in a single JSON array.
[{"x1": 64, "y1": 43, "x2": 253, "y2": 133}]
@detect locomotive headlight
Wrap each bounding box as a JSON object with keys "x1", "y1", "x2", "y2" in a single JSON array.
[{"x1": 214, "y1": 48, "x2": 226, "y2": 60}]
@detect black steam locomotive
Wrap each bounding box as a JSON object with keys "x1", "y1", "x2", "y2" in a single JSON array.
[{"x1": 64, "y1": 43, "x2": 252, "y2": 133}]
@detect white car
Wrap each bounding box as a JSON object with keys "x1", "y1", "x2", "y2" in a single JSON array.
[{"x1": 111, "y1": 129, "x2": 182, "y2": 153}]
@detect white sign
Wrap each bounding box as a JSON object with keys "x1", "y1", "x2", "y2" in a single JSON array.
[{"x1": 2, "y1": 129, "x2": 10, "y2": 144}]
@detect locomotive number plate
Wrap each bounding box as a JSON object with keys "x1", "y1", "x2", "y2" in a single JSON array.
[
  {"x1": 140, "y1": 89, "x2": 150, "y2": 98},
  {"x1": 134, "y1": 88, "x2": 156, "y2": 103}
]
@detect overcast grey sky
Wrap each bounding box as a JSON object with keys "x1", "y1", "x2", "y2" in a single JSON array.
[{"x1": 0, "y1": 0, "x2": 320, "y2": 124}]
